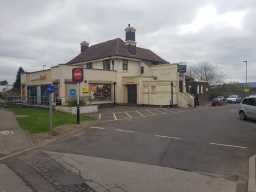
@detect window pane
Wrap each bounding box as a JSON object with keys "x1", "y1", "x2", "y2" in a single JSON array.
[
  {"x1": 123, "y1": 60, "x2": 128, "y2": 71},
  {"x1": 103, "y1": 60, "x2": 111, "y2": 71},
  {"x1": 140, "y1": 66, "x2": 144, "y2": 74}
]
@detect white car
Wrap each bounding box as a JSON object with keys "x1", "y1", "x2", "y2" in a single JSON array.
[
  {"x1": 227, "y1": 95, "x2": 241, "y2": 104},
  {"x1": 239, "y1": 96, "x2": 256, "y2": 120}
]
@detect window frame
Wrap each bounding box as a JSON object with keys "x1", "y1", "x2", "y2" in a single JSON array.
[
  {"x1": 140, "y1": 66, "x2": 144, "y2": 74},
  {"x1": 85, "y1": 62, "x2": 93, "y2": 69},
  {"x1": 122, "y1": 60, "x2": 128, "y2": 72},
  {"x1": 103, "y1": 60, "x2": 111, "y2": 71}
]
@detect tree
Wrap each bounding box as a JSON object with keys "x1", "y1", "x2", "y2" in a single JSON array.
[
  {"x1": 0, "y1": 80, "x2": 8, "y2": 85},
  {"x1": 188, "y1": 62, "x2": 224, "y2": 85},
  {"x1": 13, "y1": 67, "x2": 25, "y2": 91}
]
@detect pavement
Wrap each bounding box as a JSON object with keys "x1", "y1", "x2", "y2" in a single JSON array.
[
  {"x1": 0, "y1": 164, "x2": 33, "y2": 192},
  {"x1": 0, "y1": 104, "x2": 255, "y2": 191},
  {"x1": 0, "y1": 107, "x2": 32, "y2": 155}
]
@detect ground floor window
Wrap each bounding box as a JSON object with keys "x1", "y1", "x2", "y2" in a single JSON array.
[{"x1": 89, "y1": 83, "x2": 112, "y2": 101}]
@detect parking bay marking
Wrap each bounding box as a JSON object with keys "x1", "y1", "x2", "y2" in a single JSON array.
[
  {"x1": 90, "y1": 126, "x2": 105, "y2": 130},
  {"x1": 210, "y1": 142, "x2": 248, "y2": 149},
  {"x1": 115, "y1": 129, "x2": 135, "y2": 133},
  {"x1": 135, "y1": 110, "x2": 146, "y2": 118},
  {"x1": 124, "y1": 112, "x2": 132, "y2": 119},
  {"x1": 154, "y1": 134, "x2": 181, "y2": 140},
  {"x1": 113, "y1": 113, "x2": 118, "y2": 120}
]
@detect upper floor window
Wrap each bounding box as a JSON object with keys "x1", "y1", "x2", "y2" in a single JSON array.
[
  {"x1": 140, "y1": 66, "x2": 144, "y2": 74},
  {"x1": 103, "y1": 60, "x2": 111, "y2": 71},
  {"x1": 85, "y1": 62, "x2": 92, "y2": 69},
  {"x1": 112, "y1": 60, "x2": 115, "y2": 71},
  {"x1": 122, "y1": 60, "x2": 128, "y2": 72}
]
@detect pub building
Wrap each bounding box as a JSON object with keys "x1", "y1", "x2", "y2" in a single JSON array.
[{"x1": 21, "y1": 25, "x2": 194, "y2": 107}]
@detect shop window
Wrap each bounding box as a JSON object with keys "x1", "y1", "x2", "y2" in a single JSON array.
[
  {"x1": 123, "y1": 60, "x2": 128, "y2": 72},
  {"x1": 85, "y1": 62, "x2": 92, "y2": 69},
  {"x1": 103, "y1": 60, "x2": 111, "y2": 71},
  {"x1": 89, "y1": 83, "x2": 112, "y2": 101}
]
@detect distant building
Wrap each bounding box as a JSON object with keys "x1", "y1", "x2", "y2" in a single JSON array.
[
  {"x1": 185, "y1": 76, "x2": 209, "y2": 96},
  {"x1": 21, "y1": 25, "x2": 194, "y2": 107}
]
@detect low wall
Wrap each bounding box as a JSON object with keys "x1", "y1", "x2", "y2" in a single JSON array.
[{"x1": 55, "y1": 105, "x2": 98, "y2": 114}]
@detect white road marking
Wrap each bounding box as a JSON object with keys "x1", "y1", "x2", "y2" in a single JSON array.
[
  {"x1": 90, "y1": 126, "x2": 105, "y2": 130},
  {"x1": 113, "y1": 113, "x2": 118, "y2": 120},
  {"x1": 154, "y1": 134, "x2": 181, "y2": 140},
  {"x1": 154, "y1": 109, "x2": 166, "y2": 114},
  {"x1": 0, "y1": 130, "x2": 14, "y2": 136},
  {"x1": 115, "y1": 129, "x2": 134, "y2": 133},
  {"x1": 136, "y1": 110, "x2": 146, "y2": 118},
  {"x1": 146, "y1": 109, "x2": 156, "y2": 115},
  {"x1": 98, "y1": 113, "x2": 102, "y2": 120},
  {"x1": 124, "y1": 112, "x2": 132, "y2": 119},
  {"x1": 210, "y1": 142, "x2": 248, "y2": 149}
]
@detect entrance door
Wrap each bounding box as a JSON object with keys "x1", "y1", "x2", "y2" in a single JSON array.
[{"x1": 127, "y1": 84, "x2": 137, "y2": 104}]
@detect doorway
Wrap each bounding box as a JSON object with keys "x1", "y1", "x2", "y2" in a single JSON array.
[{"x1": 127, "y1": 84, "x2": 137, "y2": 104}]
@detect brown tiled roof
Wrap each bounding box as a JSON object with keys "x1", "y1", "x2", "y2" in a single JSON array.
[{"x1": 67, "y1": 38, "x2": 169, "y2": 64}]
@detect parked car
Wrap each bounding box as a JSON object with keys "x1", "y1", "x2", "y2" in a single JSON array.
[
  {"x1": 216, "y1": 96, "x2": 225, "y2": 102},
  {"x1": 239, "y1": 96, "x2": 256, "y2": 120},
  {"x1": 226, "y1": 95, "x2": 241, "y2": 104},
  {"x1": 211, "y1": 97, "x2": 224, "y2": 106}
]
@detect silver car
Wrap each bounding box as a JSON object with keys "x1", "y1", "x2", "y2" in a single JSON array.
[{"x1": 239, "y1": 96, "x2": 256, "y2": 120}]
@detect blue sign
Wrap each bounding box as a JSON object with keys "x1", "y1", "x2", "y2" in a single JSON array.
[
  {"x1": 69, "y1": 89, "x2": 76, "y2": 97},
  {"x1": 47, "y1": 84, "x2": 56, "y2": 93}
]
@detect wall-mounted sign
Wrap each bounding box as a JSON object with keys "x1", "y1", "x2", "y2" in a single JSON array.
[
  {"x1": 177, "y1": 64, "x2": 187, "y2": 73},
  {"x1": 69, "y1": 89, "x2": 76, "y2": 97},
  {"x1": 31, "y1": 73, "x2": 47, "y2": 81},
  {"x1": 72, "y1": 68, "x2": 83, "y2": 83},
  {"x1": 81, "y1": 86, "x2": 89, "y2": 94}
]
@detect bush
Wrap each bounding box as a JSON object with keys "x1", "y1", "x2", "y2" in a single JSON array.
[{"x1": 66, "y1": 98, "x2": 86, "y2": 106}]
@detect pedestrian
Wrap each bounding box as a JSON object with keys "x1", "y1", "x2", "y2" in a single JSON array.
[{"x1": 194, "y1": 94, "x2": 199, "y2": 107}]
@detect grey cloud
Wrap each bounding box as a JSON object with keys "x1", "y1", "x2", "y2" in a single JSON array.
[{"x1": 0, "y1": 0, "x2": 255, "y2": 83}]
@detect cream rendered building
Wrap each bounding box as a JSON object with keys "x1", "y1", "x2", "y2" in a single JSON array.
[{"x1": 21, "y1": 25, "x2": 194, "y2": 108}]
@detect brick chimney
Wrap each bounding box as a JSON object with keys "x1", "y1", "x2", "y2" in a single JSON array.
[
  {"x1": 80, "y1": 41, "x2": 89, "y2": 53},
  {"x1": 125, "y1": 24, "x2": 136, "y2": 55}
]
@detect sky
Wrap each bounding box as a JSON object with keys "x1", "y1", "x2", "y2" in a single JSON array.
[{"x1": 0, "y1": 0, "x2": 255, "y2": 84}]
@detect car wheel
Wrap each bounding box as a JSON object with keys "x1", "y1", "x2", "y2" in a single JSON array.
[{"x1": 239, "y1": 111, "x2": 247, "y2": 120}]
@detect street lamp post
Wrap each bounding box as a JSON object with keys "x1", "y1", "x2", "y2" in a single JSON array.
[{"x1": 242, "y1": 60, "x2": 248, "y2": 87}]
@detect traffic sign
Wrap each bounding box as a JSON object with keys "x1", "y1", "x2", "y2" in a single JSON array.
[
  {"x1": 69, "y1": 89, "x2": 76, "y2": 96},
  {"x1": 72, "y1": 68, "x2": 83, "y2": 82},
  {"x1": 47, "y1": 84, "x2": 55, "y2": 93},
  {"x1": 177, "y1": 64, "x2": 187, "y2": 73}
]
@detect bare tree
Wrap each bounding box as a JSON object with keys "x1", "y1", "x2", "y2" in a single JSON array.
[{"x1": 188, "y1": 62, "x2": 224, "y2": 85}]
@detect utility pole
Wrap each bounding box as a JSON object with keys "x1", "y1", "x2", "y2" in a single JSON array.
[{"x1": 242, "y1": 60, "x2": 248, "y2": 87}]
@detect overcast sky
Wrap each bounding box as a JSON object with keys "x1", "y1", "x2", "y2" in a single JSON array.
[{"x1": 0, "y1": 0, "x2": 255, "y2": 83}]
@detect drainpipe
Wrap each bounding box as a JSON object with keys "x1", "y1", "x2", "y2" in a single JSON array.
[
  {"x1": 170, "y1": 81, "x2": 174, "y2": 107},
  {"x1": 113, "y1": 82, "x2": 116, "y2": 105}
]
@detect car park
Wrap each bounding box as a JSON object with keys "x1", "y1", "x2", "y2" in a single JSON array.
[
  {"x1": 239, "y1": 96, "x2": 256, "y2": 120},
  {"x1": 226, "y1": 95, "x2": 241, "y2": 104}
]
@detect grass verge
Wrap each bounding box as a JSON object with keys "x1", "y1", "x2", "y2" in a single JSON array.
[{"x1": 8, "y1": 105, "x2": 94, "y2": 133}]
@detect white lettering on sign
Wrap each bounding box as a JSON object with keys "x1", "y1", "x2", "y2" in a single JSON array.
[{"x1": 31, "y1": 73, "x2": 47, "y2": 81}]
